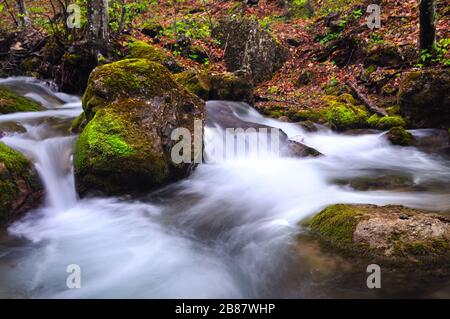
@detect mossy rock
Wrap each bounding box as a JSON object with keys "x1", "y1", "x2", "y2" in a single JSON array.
[
  {"x1": 140, "y1": 21, "x2": 163, "y2": 38},
  {"x1": 325, "y1": 102, "x2": 368, "y2": 131},
  {"x1": 174, "y1": 69, "x2": 210, "y2": 100},
  {"x1": 82, "y1": 59, "x2": 188, "y2": 118},
  {"x1": 125, "y1": 39, "x2": 183, "y2": 73},
  {"x1": 70, "y1": 112, "x2": 87, "y2": 134},
  {"x1": 368, "y1": 115, "x2": 406, "y2": 130},
  {"x1": 0, "y1": 142, "x2": 43, "y2": 226},
  {"x1": 377, "y1": 115, "x2": 406, "y2": 130},
  {"x1": 0, "y1": 86, "x2": 41, "y2": 114},
  {"x1": 398, "y1": 69, "x2": 450, "y2": 128},
  {"x1": 386, "y1": 126, "x2": 413, "y2": 146},
  {"x1": 307, "y1": 204, "x2": 450, "y2": 268},
  {"x1": 75, "y1": 59, "x2": 205, "y2": 196},
  {"x1": 209, "y1": 71, "x2": 254, "y2": 104},
  {"x1": 212, "y1": 17, "x2": 289, "y2": 84}
]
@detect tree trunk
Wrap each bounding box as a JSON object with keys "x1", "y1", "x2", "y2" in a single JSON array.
[
  {"x1": 87, "y1": 0, "x2": 109, "y2": 55},
  {"x1": 419, "y1": 0, "x2": 436, "y2": 52},
  {"x1": 16, "y1": 0, "x2": 30, "y2": 27}
]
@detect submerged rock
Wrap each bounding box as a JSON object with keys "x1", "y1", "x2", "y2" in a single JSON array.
[
  {"x1": 0, "y1": 86, "x2": 41, "y2": 114},
  {"x1": 74, "y1": 59, "x2": 205, "y2": 196},
  {"x1": 286, "y1": 140, "x2": 322, "y2": 158},
  {"x1": 398, "y1": 69, "x2": 450, "y2": 128},
  {"x1": 212, "y1": 17, "x2": 289, "y2": 84},
  {"x1": 307, "y1": 204, "x2": 450, "y2": 268},
  {"x1": 385, "y1": 126, "x2": 413, "y2": 146},
  {"x1": 0, "y1": 142, "x2": 43, "y2": 226}
]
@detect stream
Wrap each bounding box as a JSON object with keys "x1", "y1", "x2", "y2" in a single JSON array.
[{"x1": 0, "y1": 77, "x2": 450, "y2": 298}]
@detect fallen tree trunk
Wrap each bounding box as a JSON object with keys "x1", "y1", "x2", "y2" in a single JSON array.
[{"x1": 345, "y1": 80, "x2": 387, "y2": 116}]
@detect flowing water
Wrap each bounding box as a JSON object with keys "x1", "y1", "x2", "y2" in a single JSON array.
[{"x1": 0, "y1": 78, "x2": 450, "y2": 298}]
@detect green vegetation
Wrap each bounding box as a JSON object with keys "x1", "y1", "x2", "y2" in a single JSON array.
[
  {"x1": 309, "y1": 204, "x2": 360, "y2": 245},
  {"x1": 0, "y1": 87, "x2": 41, "y2": 114},
  {"x1": 386, "y1": 126, "x2": 413, "y2": 146},
  {"x1": 126, "y1": 40, "x2": 170, "y2": 63},
  {"x1": 368, "y1": 115, "x2": 406, "y2": 130}
]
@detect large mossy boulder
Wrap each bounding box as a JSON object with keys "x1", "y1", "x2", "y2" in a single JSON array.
[
  {"x1": 0, "y1": 142, "x2": 43, "y2": 226},
  {"x1": 398, "y1": 69, "x2": 450, "y2": 128},
  {"x1": 0, "y1": 86, "x2": 41, "y2": 114},
  {"x1": 307, "y1": 204, "x2": 450, "y2": 268},
  {"x1": 212, "y1": 17, "x2": 289, "y2": 84},
  {"x1": 74, "y1": 59, "x2": 205, "y2": 196}
]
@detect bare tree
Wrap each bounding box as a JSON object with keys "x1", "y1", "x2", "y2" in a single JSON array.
[
  {"x1": 87, "y1": 0, "x2": 110, "y2": 54},
  {"x1": 16, "y1": 0, "x2": 30, "y2": 27},
  {"x1": 419, "y1": 0, "x2": 436, "y2": 52}
]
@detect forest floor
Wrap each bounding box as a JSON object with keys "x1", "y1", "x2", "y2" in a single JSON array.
[{"x1": 0, "y1": 0, "x2": 449, "y2": 116}]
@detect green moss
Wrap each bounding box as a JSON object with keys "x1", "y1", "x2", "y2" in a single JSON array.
[
  {"x1": 74, "y1": 109, "x2": 134, "y2": 171},
  {"x1": 386, "y1": 104, "x2": 400, "y2": 116},
  {"x1": 325, "y1": 102, "x2": 368, "y2": 131},
  {"x1": 394, "y1": 238, "x2": 450, "y2": 257},
  {"x1": 323, "y1": 81, "x2": 350, "y2": 96},
  {"x1": 364, "y1": 65, "x2": 377, "y2": 76},
  {"x1": 309, "y1": 204, "x2": 361, "y2": 245},
  {"x1": 376, "y1": 115, "x2": 406, "y2": 130},
  {"x1": 367, "y1": 114, "x2": 380, "y2": 128},
  {"x1": 82, "y1": 59, "x2": 183, "y2": 116},
  {"x1": 140, "y1": 20, "x2": 163, "y2": 37},
  {"x1": 0, "y1": 142, "x2": 35, "y2": 220},
  {"x1": 0, "y1": 142, "x2": 31, "y2": 174},
  {"x1": 337, "y1": 93, "x2": 357, "y2": 105},
  {"x1": 70, "y1": 112, "x2": 86, "y2": 133},
  {"x1": 0, "y1": 180, "x2": 18, "y2": 219},
  {"x1": 174, "y1": 70, "x2": 210, "y2": 100},
  {"x1": 0, "y1": 87, "x2": 41, "y2": 114},
  {"x1": 126, "y1": 40, "x2": 169, "y2": 63},
  {"x1": 386, "y1": 126, "x2": 413, "y2": 146},
  {"x1": 74, "y1": 101, "x2": 171, "y2": 195},
  {"x1": 367, "y1": 115, "x2": 406, "y2": 130}
]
